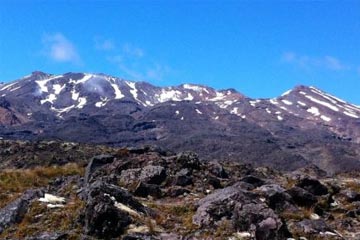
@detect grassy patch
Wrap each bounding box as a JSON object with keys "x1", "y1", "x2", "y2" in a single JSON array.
[{"x1": 0, "y1": 163, "x2": 84, "y2": 208}]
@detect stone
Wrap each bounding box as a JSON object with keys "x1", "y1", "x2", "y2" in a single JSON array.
[
  {"x1": 84, "y1": 154, "x2": 115, "y2": 184},
  {"x1": 139, "y1": 165, "x2": 166, "y2": 185},
  {"x1": 286, "y1": 187, "x2": 317, "y2": 207},
  {"x1": 296, "y1": 178, "x2": 328, "y2": 196},
  {"x1": 133, "y1": 182, "x2": 162, "y2": 198},
  {"x1": 176, "y1": 151, "x2": 201, "y2": 170},
  {"x1": 193, "y1": 182, "x2": 258, "y2": 226},
  {"x1": 240, "y1": 175, "x2": 265, "y2": 188},
  {"x1": 0, "y1": 189, "x2": 43, "y2": 234}
]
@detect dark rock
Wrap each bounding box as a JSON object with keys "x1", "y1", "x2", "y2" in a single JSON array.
[
  {"x1": 0, "y1": 189, "x2": 43, "y2": 234},
  {"x1": 297, "y1": 177, "x2": 328, "y2": 196},
  {"x1": 139, "y1": 165, "x2": 166, "y2": 185},
  {"x1": 208, "y1": 161, "x2": 228, "y2": 178},
  {"x1": 257, "y1": 184, "x2": 295, "y2": 212},
  {"x1": 84, "y1": 194, "x2": 132, "y2": 238},
  {"x1": 133, "y1": 182, "x2": 162, "y2": 198},
  {"x1": 240, "y1": 175, "x2": 265, "y2": 188},
  {"x1": 206, "y1": 175, "x2": 222, "y2": 189},
  {"x1": 176, "y1": 151, "x2": 201, "y2": 170},
  {"x1": 173, "y1": 171, "x2": 193, "y2": 186},
  {"x1": 85, "y1": 154, "x2": 115, "y2": 184},
  {"x1": 193, "y1": 182, "x2": 258, "y2": 226},
  {"x1": 232, "y1": 203, "x2": 285, "y2": 240},
  {"x1": 166, "y1": 187, "x2": 190, "y2": 197},
  {"x1": 84, "y1": 180, "x2": 149, "y2": 238},
  {"x1": 286, "y1": 187, "x2": 317, "y2": 207},
  {"x1": 119, "y1": 168, "x2": 142, "y2": 186}
]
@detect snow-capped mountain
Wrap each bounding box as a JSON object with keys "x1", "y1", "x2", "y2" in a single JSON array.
[{"x1": 1, "y1": 71, "x2": 360, "y2": 173}]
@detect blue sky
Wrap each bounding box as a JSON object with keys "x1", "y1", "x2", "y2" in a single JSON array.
[{"x1": 1, "y1": 1, "x2": 360, "y2": 104}]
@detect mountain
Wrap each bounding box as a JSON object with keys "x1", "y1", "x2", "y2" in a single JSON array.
[{"x1": 0, "y1": 71, "x2": 360, "y2": 173}]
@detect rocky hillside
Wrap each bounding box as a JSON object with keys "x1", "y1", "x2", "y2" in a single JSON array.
[
  {"x1": 0, "y1": 72, "x2": 360, "y2": 173},
  {"x1": 1, "y1": 141, "x2": 360, "y2": 239}
]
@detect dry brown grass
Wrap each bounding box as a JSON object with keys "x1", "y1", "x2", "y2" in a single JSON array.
[{"x1": 0, "y1": 163, "x2": 84, "y2": 208}]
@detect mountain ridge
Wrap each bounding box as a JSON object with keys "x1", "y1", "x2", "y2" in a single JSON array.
[{"x1": 0, "y1": 71, "x2": 359, "y2": 173}]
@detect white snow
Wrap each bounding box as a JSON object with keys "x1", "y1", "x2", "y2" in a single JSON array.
[
  {"x1": 281, "y1": 89, "x2": 292, "y2": 96},
  {"x1": 175, "y1": 110, "x2": 180, "y2": 115},
  {"x1": 279, "y1": 106, "x2": 288, "y2": 111},
  {"x1": 305, "y1": 95, "x2": 339, "y2": 112},
  {"x1": 214, "y1": 116, "x2": 219, "y2": 120},
  {"x1": 40, "y1": 94, "x2": 57, "y2": 104},
  {"x1": 231, "y1": 107, "x2": 239, "y2": 114},
  {"x1": 299, "y1": 91, "x2": 307, "y2": 95},
  {"x1": 266, "y1": 108, "x2": 271, "y2": 114},
  {"x1": 320, "y1": 115, "x2": 331, "y2": 122},
  {"x1": 51, "y1": 105, "x2": 75, "y2": 115},
  {"x1": 195, "y1": 109, "x2": 203, "y2": 114},
  {"x1": 95, "y1": 97, "x2": 109, "y2": 108},
  {"x1": 35, "y1": 75, "x2": 63, "y2": 93},
  {"x1": 126, "y1": 81, "x2": 138, "y2": 99},
  {"x1": 249, "y1": 100, "x2": 258, "y2": 107},
  {"x1": 73, "y1": 74, "x2": 93, "y2": 84},
  {"x1": 307, "y1": 106, "x2": 320, "y2": 116},
  {"x1": 269, "y1": 99, "x2": 278, "y2": 105},
  {"x1": 183, "y1": 84, "x2": 205, "y2": 92},
  {"x1": 53, "y1": 84, "x2": 66, "y2": 95},
  {"x1": 343, "y1": 111, "x2": 359, "y2": 118},
  {"x1": 77, "y1": 97, "x2": 87, "y2": 109},
  {"x1": 158, "y1": 89, "x2": 182, "y2": 102},
  {"x1": 277, "y1": 115, "x2": 283, "y2": 121},
  {"x1": 275, "y1": 111, "x2": 281, "y2": 115},
  {"x1": 0, "y1": 82, "x2": 17, "y2": 91},
  {"x1": 181, "y1": 116, "x2": 184, "y2": 120},
  {"x1": 39, "y1": 193, "x2": 65, "y2": 204},
  {"x1": 224, "y1": 100, "x2": 235, "y2": 105},
  {"x1": 10, "y1": 86, "x2": 21, "y2": 92},
  {"x1": 241, "y1": 115, "x2": 246, "y2": 119},
  {"x1": 281, "y1": 99, "x2": 293, "y2": 105},
  {"x1": 209, "y1": 92, "x2": 225, "y2": 101},
  {"x1": 71, "y1": 89, "x2": 79, "y2": 101},
  {"x1": 184, "y1": 93, "x2": 194, "y2": 101},
  {"x1": 110, "y1": 82, "x2": 125, "y2": 99},
  {"x1": 297, "y1": 101, "x2": 306, "y2": 106}
]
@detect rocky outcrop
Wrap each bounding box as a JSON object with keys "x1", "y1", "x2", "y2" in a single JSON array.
[{"x1": 0, "y1": 189, "x2": 43, "y2": 234}]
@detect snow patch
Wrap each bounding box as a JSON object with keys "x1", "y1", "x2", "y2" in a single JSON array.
[
  {"x1": 184, "y1": 93, "x2": 194, "y2": 101},
  {"x1": 281, "y1": 99, "x2": 293, "y2": 105},
  {"x1": 40, "y1": 94, "x2": 57, "y2": 104},
  {"x1": 195, "y1": 109, "x2": 203, "y2": 114},
  {"x1": 110, "y1": 82, "x2": 125, "y2": 99},
  {"x1": 175, "y1": 110, "x2": 180, "y2": 115},
  {"x1": 281, "y1": 89, "x2": 292, "y2": 96},
  {"x1": 77, "y1": 97, "x2": 87, "y2": 109},
  {"x1": 297, "y1": 101, "x2": 306, "y2": 106},
  {"x1": 320, "y1": 115, "x2": 331, "y2": 122},
  {"x1": 305, "y1": 95, "x2": 339, "y2": 112},
  {"x1": 343, "y1": 111, "x2": 359, "y2": 118},
  {"x1": 53, "y1": 84, "x2": 66, "y2": 95},
  {"x1": 277, "y1": 115, "x2": 283, "y2": 121},
  {"x1": 307, "y1": 107, "x2": 320, "y2": 116}
]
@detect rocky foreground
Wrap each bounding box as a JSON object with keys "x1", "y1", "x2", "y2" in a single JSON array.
[{"x1": 1, "y1": 141, "x2": 360, "y2": 239}]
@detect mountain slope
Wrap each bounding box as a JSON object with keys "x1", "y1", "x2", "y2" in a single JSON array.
[{"x1": 0, "y1": 71, "x2": 360, "y2": 173}]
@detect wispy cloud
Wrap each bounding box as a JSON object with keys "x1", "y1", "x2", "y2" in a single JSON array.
[
  {"x1": 106, "y1": 42, "x2": 170, "y2": 81},
  {"x1": 94, "y1": 37, "x2": 115, "y2": 51},
  {"x1": 281, "y1": 52, "x2": 350, "y2": 71},
  {"x1": 42, "y1": 33, "x2": 82, "y2": 64},
  {"x1": 123, "y1": 43, "x2": 144, "y2": 58}
]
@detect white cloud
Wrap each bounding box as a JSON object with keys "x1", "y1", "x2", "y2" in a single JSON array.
[
  {"x1": 94, "y1": 38, "x2": 115, "y2": 51},
  {"x1": 42, "y1": 33, "x2": 81, "y2": 64},
  {"x1": 282, "y1": 52, "x2": 349, "y2": 71},
  {"x1": 123, "y1": 43, "x2": 144, "y2": 58}
]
